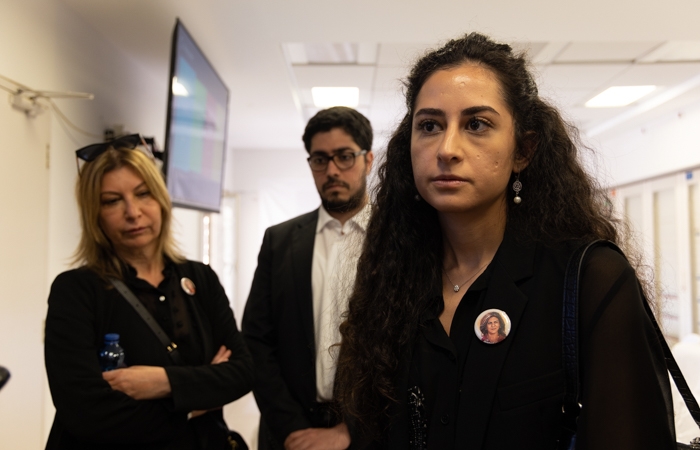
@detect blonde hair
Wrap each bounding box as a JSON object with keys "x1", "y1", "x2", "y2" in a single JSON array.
[{"x1": 73, "y1": 146, "x2": 184, "y2": 279}]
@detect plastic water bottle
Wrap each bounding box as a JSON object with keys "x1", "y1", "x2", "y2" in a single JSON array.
[{"x1": 98, "y1": 333, "x2": 125, "y2": 371}]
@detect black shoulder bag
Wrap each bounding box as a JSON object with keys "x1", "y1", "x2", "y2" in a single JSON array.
[
  {"x1": 110, "y1": 278, "x2": 249, "y2": 450},
  {"x1": 559, "y1": 240, "x2": 700, "y2": 450}
]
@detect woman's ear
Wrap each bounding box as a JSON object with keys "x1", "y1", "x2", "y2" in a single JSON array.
[{"x1": 514, "y1": 131, "x2": 537, "y2": 172}]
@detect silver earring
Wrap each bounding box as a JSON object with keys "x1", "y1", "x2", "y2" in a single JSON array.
[
  {"x1": 414, "y1": 194, "x2": 421, "y2": 201},
  {"x1": 512, "y1": 174, "x2": 522, "y2": 204}
]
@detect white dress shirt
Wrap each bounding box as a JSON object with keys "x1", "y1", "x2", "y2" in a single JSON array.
[{"x1": 311, "y1": 202, "x2": 370, "y2": 401}]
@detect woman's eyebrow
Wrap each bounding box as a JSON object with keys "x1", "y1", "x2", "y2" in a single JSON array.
[
  {"x1": 414, "y1": 107, "x2": 445, "y2": 118},
  {"x1": 414, "y1": 105, "x2": 500, "y2": 118},
  {"x1": 100, "y1": 182, "x2": 147, "y2": 195},
  {"x1": 461, "y1": 105, "x2": 499, "y2": 116}
]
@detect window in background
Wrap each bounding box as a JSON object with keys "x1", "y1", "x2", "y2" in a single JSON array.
[
  {"x1": 655, "y1": 188, "x2": 680, "y2": 338},
  {"x1": 625, "y1": 194, "x2": 643, "y2": 238},
  {"x1": 690, "y1": 182, "x2": 700, "y2": 331}
]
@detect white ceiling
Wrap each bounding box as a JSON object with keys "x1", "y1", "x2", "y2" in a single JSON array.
[{"x1": 60, "y1": 0, "x2": 700, "y2": 150}]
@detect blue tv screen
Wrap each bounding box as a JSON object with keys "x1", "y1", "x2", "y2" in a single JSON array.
[{"x1": 164, "y1": 19, "x2": 229, "y2": 213}]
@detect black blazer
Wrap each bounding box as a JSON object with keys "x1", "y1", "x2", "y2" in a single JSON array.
[
  {"x1": 242, "y1": 209, "x2": 320, "y2": 445},
  {"x1": 367, "y1": 235, "x2": 675, "y2": 449},
  {"x1": 44, "y1": 260, "x2": 253, "y2": 450}
]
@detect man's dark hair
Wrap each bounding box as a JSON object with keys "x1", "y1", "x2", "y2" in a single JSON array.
[{"x1": 302, "y1": 106, "x2": 373, "y2": 152}]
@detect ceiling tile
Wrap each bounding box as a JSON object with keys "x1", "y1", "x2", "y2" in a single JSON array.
[
  {"x1": 302, "y1": 105, "x2": 321, "y2": 121},
  {"x1": 376, "y1": 43, "x2": 433, "y2": 67},
  {"x1": 510, "y1": 41, "x2": 548, "y2": 60},
  {"x1": 555, "y1": 42, "x2": 661, "y2": 62},
  {"x1": 538, "y1": 63, "x2": 630, "y2": 90},
  {"x1": 637, "y1": 41, "x2": 700, "y2": 62},
  {"x1": 530, "y1": 42, "x2": 569, "y2": 64},
  {"x1": 608, "y1": 62, "x2": 700, "y2": 86},
  {"x1": 301, "y1": 105, "x2": 371, "y2": 122},
  {"x1": 292, "y1": 65, "x2": 375, "y2": 90},
  {"x1": 283, "y1": 43, "x2": 308, "y2": 64},
  {"x1": 357, "y1": 43, "x2": 379, "y2": 64},
  {"x1": 304, "y1": 43, "x2": 358, "y2": 64},
  {"x1": 374, "y1": 66, "x2": 408, "y2": 92},
  {"x1": 541, "y1": 88, "x2": 594, "y2": 108},
  {"x1": 568, "y1": 105, "x2": 628, "y2": 125},
  {"x1": 368, "y1": 89, "x2": 406, "y2": 132}
]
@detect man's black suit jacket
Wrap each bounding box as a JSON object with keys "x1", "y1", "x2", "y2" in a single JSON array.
[{"x1": 242, "y1": 209, "x2": 320, "y2": 447}]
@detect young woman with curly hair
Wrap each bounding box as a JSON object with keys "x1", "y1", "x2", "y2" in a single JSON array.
[{"x1": 334, "y1": 33, "x2": 675, "y2": 449}]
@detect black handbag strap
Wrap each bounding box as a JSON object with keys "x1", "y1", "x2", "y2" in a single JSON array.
[
  {"x1": 562, "y1": 240, "x2": 700, "y2": 434},
  {"x1": 561, "y1": 241, "x2": 589, "y2": 424},
  {"x1": 110, "y1": 278, "x2": 184, "y2": 365}
]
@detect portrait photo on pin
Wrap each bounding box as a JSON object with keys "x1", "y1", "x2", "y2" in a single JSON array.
[
  {"x1": 180, "y1": 277, "x2": 196, "y2": 296},
  {"x1": 475, "y1": 309, "x2": 511, "y2": 344}
]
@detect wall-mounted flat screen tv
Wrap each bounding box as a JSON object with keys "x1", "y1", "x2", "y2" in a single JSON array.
[{"x1": 164, "y1": 19, "x2": 229, "y2": 213}]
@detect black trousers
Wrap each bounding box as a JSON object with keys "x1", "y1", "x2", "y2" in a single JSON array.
[{"x1": 258, "y1": 402, "x2": 338, "y2": 450}]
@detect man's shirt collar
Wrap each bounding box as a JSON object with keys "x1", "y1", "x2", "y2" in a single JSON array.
[{"x1": 316, "y1": 201, "x2": 371, "y2": 234}]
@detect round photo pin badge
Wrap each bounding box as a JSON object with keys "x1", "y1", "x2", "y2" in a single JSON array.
[
  {"x1": 475, "y1": 309, "x2": 511, "y2": 344},
  {"x1": 180, "y1": 277, "x2": 196, "y2": 296}
]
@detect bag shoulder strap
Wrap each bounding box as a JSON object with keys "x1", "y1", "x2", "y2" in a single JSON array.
[
  {"x1": 561, "y1": 240, "x2": 602, "y2": 434},
  {"x1": 562, "y1": 240, "x2": 700, "y2": 429},
  {"x1": 110, "y1": 278, "x2": 184, "y2": 365}
]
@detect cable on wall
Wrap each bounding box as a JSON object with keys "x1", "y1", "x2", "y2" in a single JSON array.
[
  {"x1": 48, "y1": 99, "x2": 102, "y2": 140},
  {"x1": 0, "y1": 73, "x2": 103, "y2": 146},
  {"x1": 0, "y1": 73, "x2": 94, "y2": 119}
]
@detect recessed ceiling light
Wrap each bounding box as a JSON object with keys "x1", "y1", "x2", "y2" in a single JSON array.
[
  {"x1": 585, "y1": 85, "x2": 656, "y2": 108},
  {"x1": 311, "y1": 87, "x2": 359, "y2": 108}
]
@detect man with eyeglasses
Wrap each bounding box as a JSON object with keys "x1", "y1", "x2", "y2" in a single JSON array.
[{"x1": 242, "y1": 107, "x2": 374, "y2": 450}]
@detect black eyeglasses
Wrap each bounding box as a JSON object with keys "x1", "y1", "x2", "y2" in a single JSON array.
[
  {"x1": 307, "y1": 149, "x2": 368, "y2": 172},
  {"x1": 75, "y1": 134, "x2": 156, "y2": 173}
]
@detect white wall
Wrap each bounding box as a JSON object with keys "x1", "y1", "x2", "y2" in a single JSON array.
[
  {"x1": 595, "y1": 101, "x2": 700, "y2": 187},
  {"x1": 232, "y1": 148, "x2": 320, "y2": 307},
  {"x1": 0, "y1": 89, "x2": 51, "y2": 450}
]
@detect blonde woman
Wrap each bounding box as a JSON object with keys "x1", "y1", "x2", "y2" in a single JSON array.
[{"x1": 44, "y1": 136, "x2": 252, "y2": 450}]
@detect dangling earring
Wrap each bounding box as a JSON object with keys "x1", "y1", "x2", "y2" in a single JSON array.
[
  {"x1": 512, "y1": 174, "x2": 522, "y2": 204},
  {"x1": 414, "y1": 194, "x2": 421, "y2": 201}
]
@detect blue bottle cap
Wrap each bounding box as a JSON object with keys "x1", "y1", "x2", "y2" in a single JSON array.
[{"x1": 104, "y1": 333, "x2": 120, "y2": 342}]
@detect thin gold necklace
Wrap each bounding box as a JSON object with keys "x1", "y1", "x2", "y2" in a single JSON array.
[{"x1": 444, "y1": 263, "x2": 489, "y2": 292}]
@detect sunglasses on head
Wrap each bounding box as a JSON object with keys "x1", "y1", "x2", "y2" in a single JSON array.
[{"x1": 75, "y1": 134, "x2": 158, "y2": 173}]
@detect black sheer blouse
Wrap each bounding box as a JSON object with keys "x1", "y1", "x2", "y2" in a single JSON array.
[
  {"x1": 123, "y1": 261, "x2": 204, "y2": 365},
  {"x1": 408, "y1": 266, "x2": 491, "y2": 449},
  {"x1": 403, "y1": 241, "x2": 675, "y2": 450}
]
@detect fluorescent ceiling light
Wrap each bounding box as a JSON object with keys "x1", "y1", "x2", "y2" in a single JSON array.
[
  {"x1": 172, "y1": 77, "x2": 189, "y2": 97},
  {"x1": 585, "y1": 85, "x2": 656, "y2": 108},
  {"x1": 311, "y1": 87, "x2": 359, "y2": 107}
]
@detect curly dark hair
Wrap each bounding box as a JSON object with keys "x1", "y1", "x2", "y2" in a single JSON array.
[
  {"x1": 302, "y1": 106, "x2": 373, "y2": 152},
  {"x1": 334, "y1": 32, "x2": 620, "y2": 439}
]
